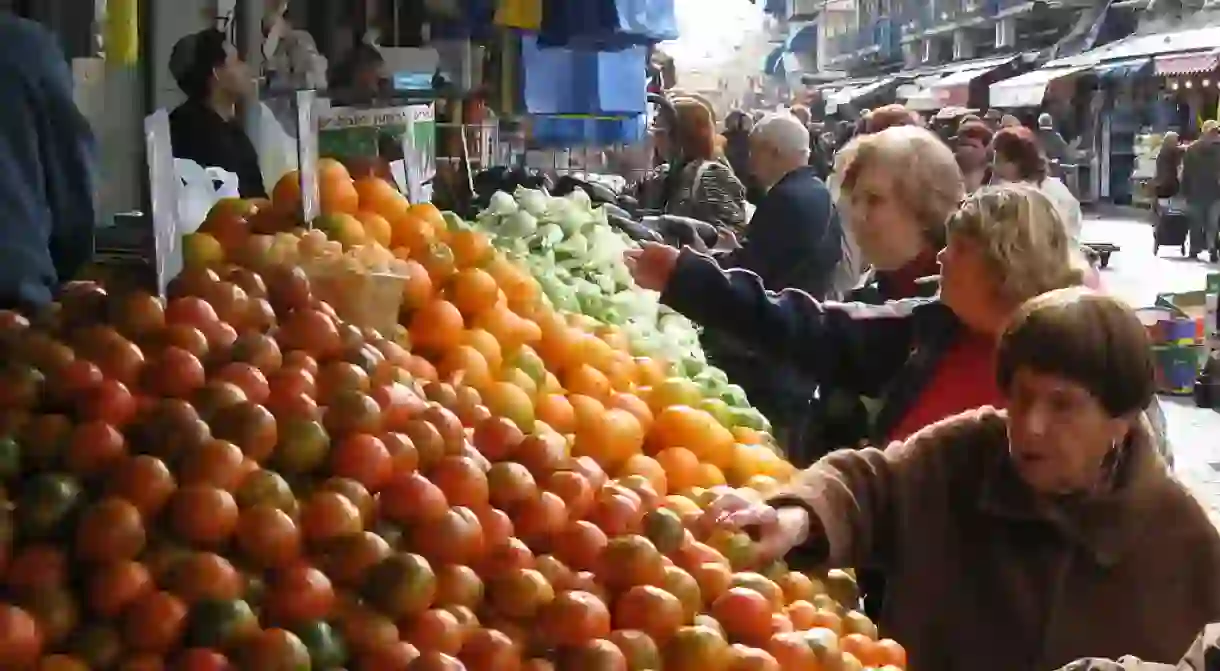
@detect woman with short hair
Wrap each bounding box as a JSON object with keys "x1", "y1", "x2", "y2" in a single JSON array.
[
  {"x1": 991, "y1": 125, "x2": 1083, "y2": 244},
  {"x1": 699, "y1": 286, "x2": 1220, "y2": 671},
  {"x1": 628, "y1": 181, "x2": 1091, "y2": 457}
]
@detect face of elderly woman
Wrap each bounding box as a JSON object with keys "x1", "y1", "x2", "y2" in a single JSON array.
[
  {"x1": 847, "y1": 166, "x2": 927, "y2": 271},
  {"x1": 997, "y1": 289, "x2": 1154, "y2": 496},
  {"x1": 1004, "y1": 367, "x2": 1131, "y2": 494}
]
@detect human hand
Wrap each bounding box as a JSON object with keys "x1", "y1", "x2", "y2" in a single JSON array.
[
  {"x1": 700, "y1": 491, "x2": 811, "y2": 565},
  {"x1": 624, "y1": 241, "x2": 680, "y2": 291}
]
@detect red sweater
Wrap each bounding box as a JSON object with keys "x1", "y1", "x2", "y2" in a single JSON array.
[{"x1": 886, "y1": 330, "x2": 1005, "y2": 443}]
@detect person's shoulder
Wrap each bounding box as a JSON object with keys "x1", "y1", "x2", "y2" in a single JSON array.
[
  {"x1": 0, "y1": 15, "x2": 61, "y2": 58},
  {"x1": 890, "y1": 406, "x2": 1009, "y2": 466}
]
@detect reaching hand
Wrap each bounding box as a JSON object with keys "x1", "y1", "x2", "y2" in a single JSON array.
[
  {"x1": 699, "y1": 491, "x2": 811, "y2": 565},
  {"x1": 623, "y1": 241, "x2": 680, "y2": 292}
]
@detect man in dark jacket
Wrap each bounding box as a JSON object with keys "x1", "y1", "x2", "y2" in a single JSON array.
[
  {"x1": 1181, "y1": 121, "x2": 1220, "y2": 262},
  {"x1": 700, "y1": 112, "x2": 845, "y2": 447},
  {"x1": 721, "y1": 112, "x2": 843, "y2": 294},
  {"x1": 168, "y1": 29, "x2": 266, "y2": 198},
  {"x1": 0, "y1": 15, "x2": 97, "y2": 312}
]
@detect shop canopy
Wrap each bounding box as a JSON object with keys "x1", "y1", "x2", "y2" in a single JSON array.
[
  {"x1": 1092, "y1": 57, "x2": 1151, "y2": 80},
  {"x1": 897, "y1": 74, "x2": 945, "y2": 111},
  {"x1": 930, "y1": 68, "x2": 990, "y2": 108},
  {"x1": 1154, "y1": 49, "x2": 1220, "y2": 76},
  {"x1": 827, "y1": 76, "x2": 898, "y2": 109},
  {"x1": 989, "y1": 66, "x2": 1090, "y2": 108}
]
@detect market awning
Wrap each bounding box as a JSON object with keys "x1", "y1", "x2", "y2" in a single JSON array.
[
  {"x1": 897, "y1": 75, "x2": 945, "y2": 110},
  {"x1": 1093, "y1": 57, "x2": 1151, "y2": 80},
  {"x1": 1154, "y1": 49, "x2": 1220, "y2": 76},
  {"x1": 930, "y1": 68, "x2": 990, "y2": 108},
  {"x1": 786, "y1": 22, "x2": 818, "y2": 53},
  {"x1": 827, "y1": 76, "x2": 898, "y2": 108},
  {"x1": 989, "y1": 66, "x2": 1090, "y2": 108}
]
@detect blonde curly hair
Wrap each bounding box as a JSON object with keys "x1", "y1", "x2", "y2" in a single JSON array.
[
  {"x1": 839, "y1": 125, "x2": 965, "y2": 250},
  {"x1": 946, "y1": 183, "x2": 1088, "y2": 303}
]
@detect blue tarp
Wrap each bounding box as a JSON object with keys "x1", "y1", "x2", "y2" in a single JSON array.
[
  {"x1": 786, "y1": 22, "x2": 818, "y2": 53},
  {"x1": 522, "y1": 36, "x2": 648, "y2": 114},
  {"x1": 540, "y1": 0, "x2": 677, "y2": 48}
]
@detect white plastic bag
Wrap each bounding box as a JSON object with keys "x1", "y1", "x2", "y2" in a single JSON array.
[{"x1": 174, "y1": 158, "x2": 240, "y2": 233}]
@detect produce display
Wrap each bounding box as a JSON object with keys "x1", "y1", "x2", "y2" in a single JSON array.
[{"x1": 0, "y1": 160, "x2": 907, "y2": 670}]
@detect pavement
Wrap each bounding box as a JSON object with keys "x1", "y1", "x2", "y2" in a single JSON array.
[{"x1": 1082, "y1": 213, "x2": 1220, "y2": 519}]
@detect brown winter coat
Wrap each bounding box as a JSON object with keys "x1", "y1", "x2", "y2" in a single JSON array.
[{"x1": 768, "y1": 407, "x2": 1220, "y2": 671}]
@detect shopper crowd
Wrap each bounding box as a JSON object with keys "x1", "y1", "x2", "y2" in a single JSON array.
[{"x1": 625, "y1": 95, "x2": 1219, "y2": 671}]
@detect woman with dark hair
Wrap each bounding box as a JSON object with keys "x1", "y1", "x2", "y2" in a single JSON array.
[
  {"x1": 696, "y1": 288, "x2": 1220, "y2": 671},
  {"x1": 659, "y1": 99, "x2": 749, "y2": 235},
  {"x1": 991, "y1": 126, "x2": 1082, "y2": 243}
]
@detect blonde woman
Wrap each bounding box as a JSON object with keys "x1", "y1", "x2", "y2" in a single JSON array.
[
  {"x1": 700, "y1": 287, "x2": 1220, "y2": 671},
  {"x1": 629, "y1": 182, "x2": 1087, "y2": 448}
]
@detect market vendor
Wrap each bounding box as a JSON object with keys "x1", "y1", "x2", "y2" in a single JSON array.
[
  {"x1": 0, "y1": 15, "x2": 96, "y2": 311},
  {"x1": 697, "y1": 288, "x2": 1220, "y2": 671},
  {"x1": 167, "y1": 29, "x2": 267, "y2": 198}
]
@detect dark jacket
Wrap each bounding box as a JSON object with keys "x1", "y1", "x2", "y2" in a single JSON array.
[
  {"x1": 663, "y1": 250, "x2": 962, "y2": 445},
  {"x1": 769, "y1": 407, "x2": 1220, "y2": 671},
  {"x1": 1181, "y1": 137, "x2": 1220, "y2": 202},
  {"x1": 717, "y1": 167, "x2": 842, "y2": 297},
  {"x1": 697, "y1": 168, "x2": 845, "y2": 442},
  {"x1": 1155, "y1": 144, "x2": 1182, "y2": 199},
  {"x1": 0, "y1": 16, "x2": 97, "y2": 311},
  {"x1": 1038, "y1": 127, "x2": 1071, "y2": 163},
  {"x1": 169, "y1": 99, "x2": 267, "y2": 199}
]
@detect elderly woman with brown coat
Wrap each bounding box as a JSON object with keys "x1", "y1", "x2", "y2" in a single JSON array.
[{"x1": 701, "y1": 287, "x2": 1220, "y2": 671}]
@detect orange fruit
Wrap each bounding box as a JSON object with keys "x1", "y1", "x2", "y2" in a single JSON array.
[
  {"x1": 320, "y1": 171, "x2": 360, "y2": 214},
  {"x1": 711, "y1": 587, "x2": 775, "y2": 647},
  {"x1": 355, "y1": 176, "x2": 408, "y2": 217},
  {"x1": 271, "y1": 171, "x2": 302, "y2": 216},
  {"x1": 390, "y1": 212, "x2": 436, "y2": 253},
  {"x1": 449, "y1": 268, "x2": 501, "y2": 317},
  {"x1": 449, "y1": 229, "x2": 493, "y2": 268},
  {"x1": 662, "y1": 625, "x2": 731, "y2": 671},
  {"x1": 613, "y1": 585, "x2": 685, "y2": 644},
  {"x1": 354, "y1": 210, "x2": 394, "y2": 247},
  {"x1": 654, "y1": 447, "x2": 703, "y2": 493},
  {"x1": 409, "y1": 300, "x2": 465, "y2": 352},
  {"x1": 649, "y1": 406, "x2": 735, "y2": 469},
  {"x1": 535, "y1": 394, "x2": 576, "y2": 434},
  {"x1": 400, "y1": 259, "x2": 435, "y2": 311}
]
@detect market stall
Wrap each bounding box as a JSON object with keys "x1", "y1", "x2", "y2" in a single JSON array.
[{"x1": 0, "y1": 2, "x2": 930, "y2": 669}]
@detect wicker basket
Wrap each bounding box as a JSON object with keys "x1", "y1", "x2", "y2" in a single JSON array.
[{"x1": 301, "y1": 261, "x2": 407, "y2": 336}]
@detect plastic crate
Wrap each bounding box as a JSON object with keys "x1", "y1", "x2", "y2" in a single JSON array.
[{"x1": 301, "y1": 263, "x2": 407, "y2": 337}]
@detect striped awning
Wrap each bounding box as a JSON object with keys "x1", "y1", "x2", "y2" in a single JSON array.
[{"x1": 1154, "y1": 50, "x2": 1220, "y2": 76}]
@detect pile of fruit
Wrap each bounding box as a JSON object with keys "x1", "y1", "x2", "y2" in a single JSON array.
[{"x1": 0, "y1": 163, "x2": 909, "y2": 669}]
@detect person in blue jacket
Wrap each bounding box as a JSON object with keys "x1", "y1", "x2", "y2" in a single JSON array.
[
  {"x1": 0, "y1": 15, "x2": 97, "y2": 312},
  {"x1": 698, "y1": 112, "x2": 847, "y2": 449}
]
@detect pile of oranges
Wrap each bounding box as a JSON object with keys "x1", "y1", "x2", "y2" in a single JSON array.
[{"x1": 0, "y1": 167, "x2": 906, "y2": 669}]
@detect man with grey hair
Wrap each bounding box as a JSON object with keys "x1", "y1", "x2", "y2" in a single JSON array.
[
  {"x1": 697, "y1": 112, "x2": 848, "y2": 447},
  {"x1": 1037, "y1": 112, "x2": 1070, "y2": 165}
]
